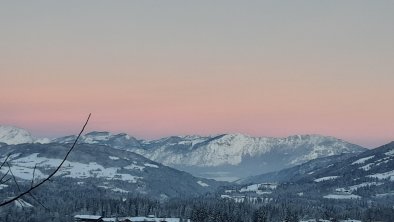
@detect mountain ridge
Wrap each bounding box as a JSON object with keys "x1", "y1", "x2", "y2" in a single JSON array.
[
  {"x1": 0, "y1": 143, "x2": 224, "y2": 199},
  {"x1": 240, "y1": 141, "x2": 394, "y2": 185},
  {"x1": 54, "y1": 131, "x2": 366, "y2": 181},
  {"x1": 0, "y1": 125, "x2": 367, "y2": 181}
]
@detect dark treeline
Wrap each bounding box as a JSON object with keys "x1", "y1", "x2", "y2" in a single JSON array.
[
  {"x1": 1, "y1": 179, "x2": 394, "y2": 222},
  {"x1": 2, "y1": 195, "x2": 394, "y2": 222}
]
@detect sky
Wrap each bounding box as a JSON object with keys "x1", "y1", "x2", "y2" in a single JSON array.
[{"x1": 1, "y1": 1, "x2": 393, "y2": 148}]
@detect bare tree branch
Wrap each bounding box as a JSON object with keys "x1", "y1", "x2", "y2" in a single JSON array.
[
  {"x1": 6, "y1": 161, "x2": 48, "y2": 210},
  {"x1": 31, "y1": 164, "x2": 37, "y2": 188},
  {"x1": 0, "y1": 154, "x2": 10, "y2": 169},
  {"x1": 0, "y1": 170, "x2": 9, "y2": 184},
  {"x1": 0, "y1": 113, "x2": 91, "y2": 207},
  {"x1": 0, "y1": 177, "x2": 11, "y2": 185},
  {"x1": 16, "y1": 199, "x2": 25, "y2": 210},
  {"x1": 28, "y1": 193, "x2": 49, "y2": 211},
  {"x1": 7, "y1": 162, "x2": 21, "y2": 192}
]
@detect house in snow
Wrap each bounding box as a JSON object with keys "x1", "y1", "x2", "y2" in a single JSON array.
[
  {"x1": 335, "y1": 188, "x2": 352, "y2": 194},
  {"x1": 117, "y1": 216, "x2": 181, "y2": 222},
  {"x1": 74, "y1": 215, "x2": 103, "y2": 222},
  {"x1": 76, "y1": 214, "x2": 188, "y2": 222}
]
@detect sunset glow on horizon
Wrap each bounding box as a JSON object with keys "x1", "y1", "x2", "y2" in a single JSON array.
[{"x1": 1, "y1": 1, "x2": 394, "y2": 148}]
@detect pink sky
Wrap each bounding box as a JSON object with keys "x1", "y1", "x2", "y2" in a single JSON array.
[{"x1": 1, "y1": 1, "x2": 394, "y2": 148}]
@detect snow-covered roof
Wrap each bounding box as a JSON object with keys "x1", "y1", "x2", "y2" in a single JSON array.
[
  {"x1": 74, "y1": 215, "x2": 103, "y2": 220},
  {"x1": 117, "y1": 217, "x2": 180, "y2": 222}
]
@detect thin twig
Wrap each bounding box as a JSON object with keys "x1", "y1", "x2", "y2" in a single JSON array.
[
  {"x1": 0, "y1": 154, "x2": 10, "y2": 170},
  {"x1": 0, "y1": 177, "x2": 11, "y2": 185},
  {"x1": 16, "y1": 199, "x2": 25, "y2": 210},
  {"x1": 0, "y1": 113, "x2": 91, "y2": 207},
  {"x1": 28, "y1": 193, "x2": 49, "y2": 211},
  {"x1": 31, "y1": 164, "x2": 37, "y2": 188},
  {"x1": 7, "y1": 162, "x2": 21, "y2": 192},
  {"x1": 0, "y1": 170, "x2": 9, "y2": 184}
]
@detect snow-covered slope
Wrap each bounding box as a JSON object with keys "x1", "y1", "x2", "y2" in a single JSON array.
[
  {"x1": 137, "y1": 134, "x2": 363, "y2": 166},
  {"x1": 56, "y1": 132, "x2": 365, "y2": 181},
  {"x1": 240, "y1": 141, "x2": 394, "y2": 186},
  {"x1": 0, "y1": 143, "x2": 224, "y2": 198},
  {"x1": 0, "y1": 125, "x2": 49, "y2": 145},
  {"x1": 53, "y1": 131, "x2": 141, "y2": 149},
  {"x1": 235, "y1": 142, "x2": 394, "y2": 203}
]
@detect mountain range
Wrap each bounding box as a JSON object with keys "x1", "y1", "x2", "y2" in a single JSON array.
[
  {"x1": 0, "y1": 126, "x2": 366, "y2": 181},
  {"x1": 54, "y1": 131, "x2": 365, "y2": 181},
  {"x1": 1, "y1": 125, "x2": 392, "y2": 221}
]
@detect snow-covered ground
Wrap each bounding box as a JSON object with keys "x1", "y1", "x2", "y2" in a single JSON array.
[
  {"x1": 385, "y1": 149, "x2": 394, "y2": 156},
  {"x1": 240, "y1": 183, "x2": 277, "y2": 192},
  {"x1": 109, "y1": 156, "x2": 120, "y2": 160},
  {"x1": 14, "y1": 199, "x2": 33, "y2": 208},
  {"x1": 98, "y1": 185, "x2": 130, "y2": 193},
  {"x1": 240, "y1": 184, "x2": 261, "y2": 192},
  {"x1": 323, "y1": 194, "x2": 361, "y2": 199},
  {"x1": 335, "y1": 182, "x2": 383, "y2": 192},
  {"x1": 124, "y1": 163, "x2": 145, "y2": 171},
  {"x1": 220, "y1": 194, "x2": 272, "y2": 204},
  {"x1": 111, "y1": 187, "x2": 129, "y2": 193},
  {"x1": 359, "y1": 163, "x2": 374, "y2": 171},
  {"x1": 1, "y1": 153, "x2": 142, "y2": 183},
  {"x1": 375, "y1": 192, "x2": 394, "y2": 198},
  {"x1": 144, "y1": 163, "x2": 159, "y2": 168},
  {"x1": 314, "y1": 176, "x2": 339, "y2": 182},
  {"x1": 367, "y1": 170, "x2": 394, "y2": 181},
  {"x1": 220, "y1": 183, "x2": 276, "y2": 203},
  {"x1": 351, "y1": 155, "x2": 374, "y2": 165},
  {"x1": 197, "y1": 181, "x2": 209, "y2": 187}
]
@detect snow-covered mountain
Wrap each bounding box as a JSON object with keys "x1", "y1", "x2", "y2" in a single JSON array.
[
  {"x1": 0, "y1": 125, "x2": 50, "y2": 145},
  {"x1": 0, "y1": 127, "x2": 366, "y2": 181},
  {"x1": 55, "y1": 132, "x2": 365, "y2": 181},
  {"x1": 237, "y1": 141, "x2": 394, "y2": 201},
  {"x1": 53, "y1": 131, "x2": 141, "y2": 149},
  {"x1": 242, "y1": 141, "x2": 394, "y2": 185},
  {"x1": 0, "y1": 143, "x2": 224, "y2": 199},
  {"x1": 137, "y1": 133, "x2": 363, "y2": 166}
]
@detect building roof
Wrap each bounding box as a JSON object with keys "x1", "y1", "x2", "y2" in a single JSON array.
[
  {"x1": 117, "y1": 217, "x2": 180, "y2": 222},
  {"x1": 74, "y1": 215, "x2": 103, "y2": 220}
]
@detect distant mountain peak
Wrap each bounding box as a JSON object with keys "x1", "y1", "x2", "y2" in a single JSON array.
[
  {"x1": 54, "y1": 131, "x2": 140, "y2": 149},
  {"x1": 85, "y1": 131, "x2": 113, "y2": 136},
  {"x1": 0, "y1": 125, "x2": 49, "y2": 145}
]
